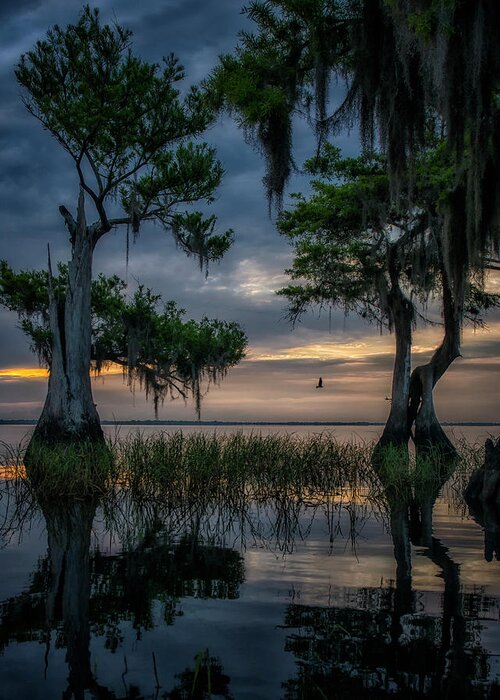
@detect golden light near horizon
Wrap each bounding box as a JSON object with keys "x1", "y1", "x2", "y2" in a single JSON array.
[
  {"x1": 248, "y1": 341, "x2": 389, "y2": 362},
  {"x1": 0, "y1": 310, "x2": 498, "y2": 425},
  {"x1": 0, "y1": 364, "x2": 126, "y2": 381},
  {"x1": 247, "y1": 334, "x2": 442, "y2": 363},
  {"x1": 248, "y1": 316, "x2": 500, "y2": 363},
  {"x1": 0, "y1": 367, "x2": 48, "y2": 379}
]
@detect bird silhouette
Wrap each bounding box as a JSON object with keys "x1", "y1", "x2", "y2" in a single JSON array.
[{"x1": 316, "y1": 377, "x2": 323, "y2": 389}]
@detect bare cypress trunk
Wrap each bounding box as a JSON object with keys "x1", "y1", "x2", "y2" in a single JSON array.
[
  {"x1": 374, "y1": 247, "x2": 414, "y2": 461},
  {"x1": 31, "y1": 190, "x2": 103, "y2": 446},
  {"x1": 377, "y1": 286, "x2": 413, "y2": 451},
  {"x1": 410, "y1": 363, "x2": 455, "y2": 456},
  {"x1": 407, "y1": 266, "x2": 461, "y2": 458}
]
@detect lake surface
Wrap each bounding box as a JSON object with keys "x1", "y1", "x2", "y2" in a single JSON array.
[
  {"x1": 0, "y1": 428, "x2": 499, "y2": 698},
  {"x1": 1, "y1": 423, "x2": 498, "y2": 449}
]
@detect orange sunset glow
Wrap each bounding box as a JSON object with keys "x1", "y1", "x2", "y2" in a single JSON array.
[
  {"x1": 0, "y1": 364, "x2": 125, "y2": 381},
  {"x1": 0, "y1": 367, "x2": 48, "y2": 379}
]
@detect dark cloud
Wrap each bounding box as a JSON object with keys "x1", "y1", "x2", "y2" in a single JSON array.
[
  {"x1": 0, "y1": 0, "x2": 43, "y2": 22},
  {"x1": 0, "y1": 309, "x2": 34, "y2": 366}
]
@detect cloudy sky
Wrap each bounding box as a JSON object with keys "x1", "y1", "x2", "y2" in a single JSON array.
[{"x1": 0, "y1": 0, "x2": 498, "y2": 424}]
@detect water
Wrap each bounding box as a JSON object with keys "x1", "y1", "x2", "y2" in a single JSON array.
[
  {"x1": 0, "y1": 430, "x2": 499, "y2": 698},
  {"x1": 1, "y1": 422, "x2": 498, "y2": 448}
]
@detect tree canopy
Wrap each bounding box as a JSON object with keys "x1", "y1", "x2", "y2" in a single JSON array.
[
  {"x1": 278, "y1": 143, "x2": 498, "y2": 329},
  {"x1": 0, "y1": 261, "x2": 247, "y2": 417},
  {"x1": 16, "y1": 5, "x2": 233, "y2": 263},
  {"x1": 215, "y1": 0, "x2": 500, "y2": 305},
  {"x1": 277, "y1": 144, "x2": 499, "y2": 452},
  {"x1": 212, "y1": 0, "x2": 500, "y2": 453}
]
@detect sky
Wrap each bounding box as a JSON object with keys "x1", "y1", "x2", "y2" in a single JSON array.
[{"x1": 0, "y1": 0, "x2": 499, "y2": 424}]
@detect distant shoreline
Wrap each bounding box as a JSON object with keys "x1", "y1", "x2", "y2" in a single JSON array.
[{"x1": 0, "y1": 419, "x2": 499, "y2": 427}]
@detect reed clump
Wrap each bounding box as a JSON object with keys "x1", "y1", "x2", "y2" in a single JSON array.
[
  {"x1": 115, "y1": 431, "x2": 372, "y2": 500},
  {"x1": 16, "y1": 438, "x2": 117, "y2": 498}
]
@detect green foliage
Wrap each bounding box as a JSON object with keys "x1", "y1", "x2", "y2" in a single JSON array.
[
  {"x1": 405, "y1": 2, "x2": 455, "y2": 42},
  {"x1": 0, "y1": 261, "x2": 61, "y2": 364},
  {"x1": 277, "y1": 141, "x2": 500, "y2": 340},
  {"x1": 464, "y1": 282, "x2": 500, "y2": 329},
  {"x1": 171, "y1": 212, "x2": 234, "y2": 272},
  {"x1": 0, "y1": 260, "x2": 53, "y2": 316},
  {"x1": 0, "y1": 263, "x2": 247, "y2": 417},
  {"x1": 412, "y1": 140, "x2": 455, "y2": 207},
  {"x1": 277, "y1": 143, "x2": 498, "y2": 333},
  {"x1": 277, "y1": 145, "x2": 439, "y2": 324},
  {"x1": 3, "y1": 6, "x2": 246, "y2": 427},
  {"x1": 111, "y1": 286, "x2": 248, "y2": 417},
  {"x1": 304, "y1": 144, "x2": 386, "y2": 180},
  {"x1": 16, "y1": 6, "x2": 210, "y2": 189},
  {"x1": 213, "y1": 1, "x2": 353, "y2": 205},
  {"x1": 16, "y1": 5, "x2": 232, "y2": 268},
  {"x1": 219, "y1": 0, "x2": 500, "y2": 299}
]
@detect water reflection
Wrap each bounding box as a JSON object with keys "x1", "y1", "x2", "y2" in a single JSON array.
[
  {"x1": 0, "y1": 493, "x2": 243, "y2": 698},
  {"x1": 0, "y1": 466, "x2": 499, "y2": 698},
  {"x1": 44, "y1": 498, "x2": 96, "y2": 697},
  {"x1": 282, "y1": 475, "x2": 500, "y2": 698},
  {"x1": 467, "y1": 499, "x2": 500, "y2": 563}
]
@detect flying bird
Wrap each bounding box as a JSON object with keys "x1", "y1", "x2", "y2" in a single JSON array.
[{"x1": 316, "y1": 377, "x2": 323, "y2": 389}]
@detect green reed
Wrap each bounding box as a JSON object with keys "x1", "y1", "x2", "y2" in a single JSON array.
[
  {"x1": 0, "y1": 430, "x2": 487, "y2": 504},
  {"x1": 114, "y1": 431, "x2": 372, "y2": 500},
  {"x1": 2, "y1": 437, "x2": 117, "y2": 498}
]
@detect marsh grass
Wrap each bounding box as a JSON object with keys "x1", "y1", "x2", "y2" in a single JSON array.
[
  {"x1": 0, "y1": 430, "x2": 486, "y2": 507},
  {"x1": 115, "y1": 431, "x2": 371, "y2": 499},
  {"x1": 1, "y1": 438, "x2": 117, "y2": 499},
  {"x1": 0, "y1": 431, "x2": 490, "y2": 560},
  {"x1": 375, "y1": 445, "x2": 457, "y2": 493}
]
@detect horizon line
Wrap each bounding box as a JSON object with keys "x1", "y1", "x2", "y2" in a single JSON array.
[{"x1": 0, "y1": 419, "x2": 499, "y2": 427}]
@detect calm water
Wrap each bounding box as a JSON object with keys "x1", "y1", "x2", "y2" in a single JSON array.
[
  {"x1": 1, "y1": 423, "x2": 498, "y2": 448},
  {"x1": 0, "y1": 427, "x2": 499, "y2": 698}
]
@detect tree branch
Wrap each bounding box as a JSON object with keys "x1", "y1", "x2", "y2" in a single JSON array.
[
  {"x1": 84, "y1": 149, "x2": 104, "y2": 195},
  {"x1": 107, "y1": 217, "x2": 132, "y2": 228},
  {"x1": 58, "y1": 205, "x2": 77, "y2": 242},
  {"x1": 96, "y1": 355, "x2": 190, "y2": 399},
  {"x1": 75, "y1": 155, "x2": 111, "y2": 237},
  {"x1": 102, "y1": 152, "x2": 147, "y2": 198},
  {"x1": 107, "y1": 208, "x2": 165, "y2": 229},
  {"x1": 22, "y1": 100, "x2": 78, "y2": 161}
]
